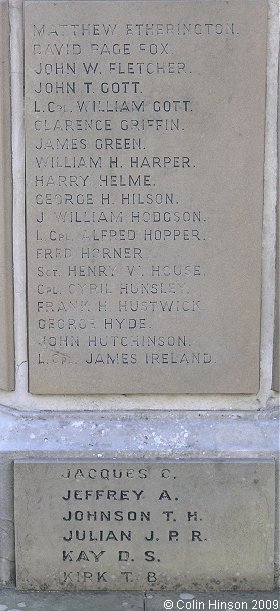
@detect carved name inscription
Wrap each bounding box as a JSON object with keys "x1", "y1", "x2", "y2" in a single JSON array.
[
  {"x1": 25, "y1": 1, "x2": 267, "y2": 393},
  {"x1": 14, "y1": 459, "x2": 275, "y2": 591}
]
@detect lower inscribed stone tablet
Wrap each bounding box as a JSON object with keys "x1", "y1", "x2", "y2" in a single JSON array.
[
  {"x1": 14, "y1": 459, "x2": 275, "y2": 591},
  {"x1": 25, "y1": 1, "x2": 267, "y2": 394}
]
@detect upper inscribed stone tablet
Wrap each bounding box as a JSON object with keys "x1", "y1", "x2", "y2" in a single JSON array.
[{"x1": 25, "y1": 0, "x2": 267, "y2": 394}]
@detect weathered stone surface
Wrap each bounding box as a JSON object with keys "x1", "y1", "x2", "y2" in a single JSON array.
[
  {"x1": 0, "y1": 589, "x2": 279, "y2": 610},
  {"x1": 0, "y1": 0, "x2": 14, "y2": 390},
  {"x1": 273, "y1": 212, "x2": 279, "y2": 391},
  {"x1": 273, "y1": 56, "x2": 279, "y2": 392},
  {"x1": 14, "y1": 459, "x2": 275, "y2": 591},
  {"x1": 0, "y1": 588, "x2": 144, "y2": 610},
  {"x1": 25, "y1": 0, "x2": 267, "y2": 394}
]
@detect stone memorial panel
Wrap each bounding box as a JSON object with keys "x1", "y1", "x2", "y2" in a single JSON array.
[
  {"x1": 25, "y1": 0, "x2": 267, "y2": 394},
  {"x1": 0, "y1": 0, "x2": 14, "y2": 390},
  {"x1": 14, "y1": 459, "x2": 275, "y2": 591}
]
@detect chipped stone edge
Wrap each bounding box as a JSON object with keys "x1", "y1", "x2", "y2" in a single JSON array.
[
  {"x1": 0, "y1": 0, "x2": 15, "y2": 391},
  {"x1": 272, "y1": 34, "x2": 279, "y2": 392}
]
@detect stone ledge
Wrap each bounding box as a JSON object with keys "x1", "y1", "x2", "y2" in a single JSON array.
[
  {"x1": 0, "y1": 589, "x2": 279, "y2": 609},
  {"x1": 0, "y1": 407, "x2": 279, "y2": 454}
]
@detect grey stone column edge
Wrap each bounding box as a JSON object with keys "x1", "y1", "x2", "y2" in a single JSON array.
[
  {"x1": 272, "y1": 35, "x2": 280, "y2": 392},
  {"x1": 0, "y1": 0, "x2": 14, "y2": 391},
  {"x1": 0, "y1": 408, "x2": 279, "y2": 590}
]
